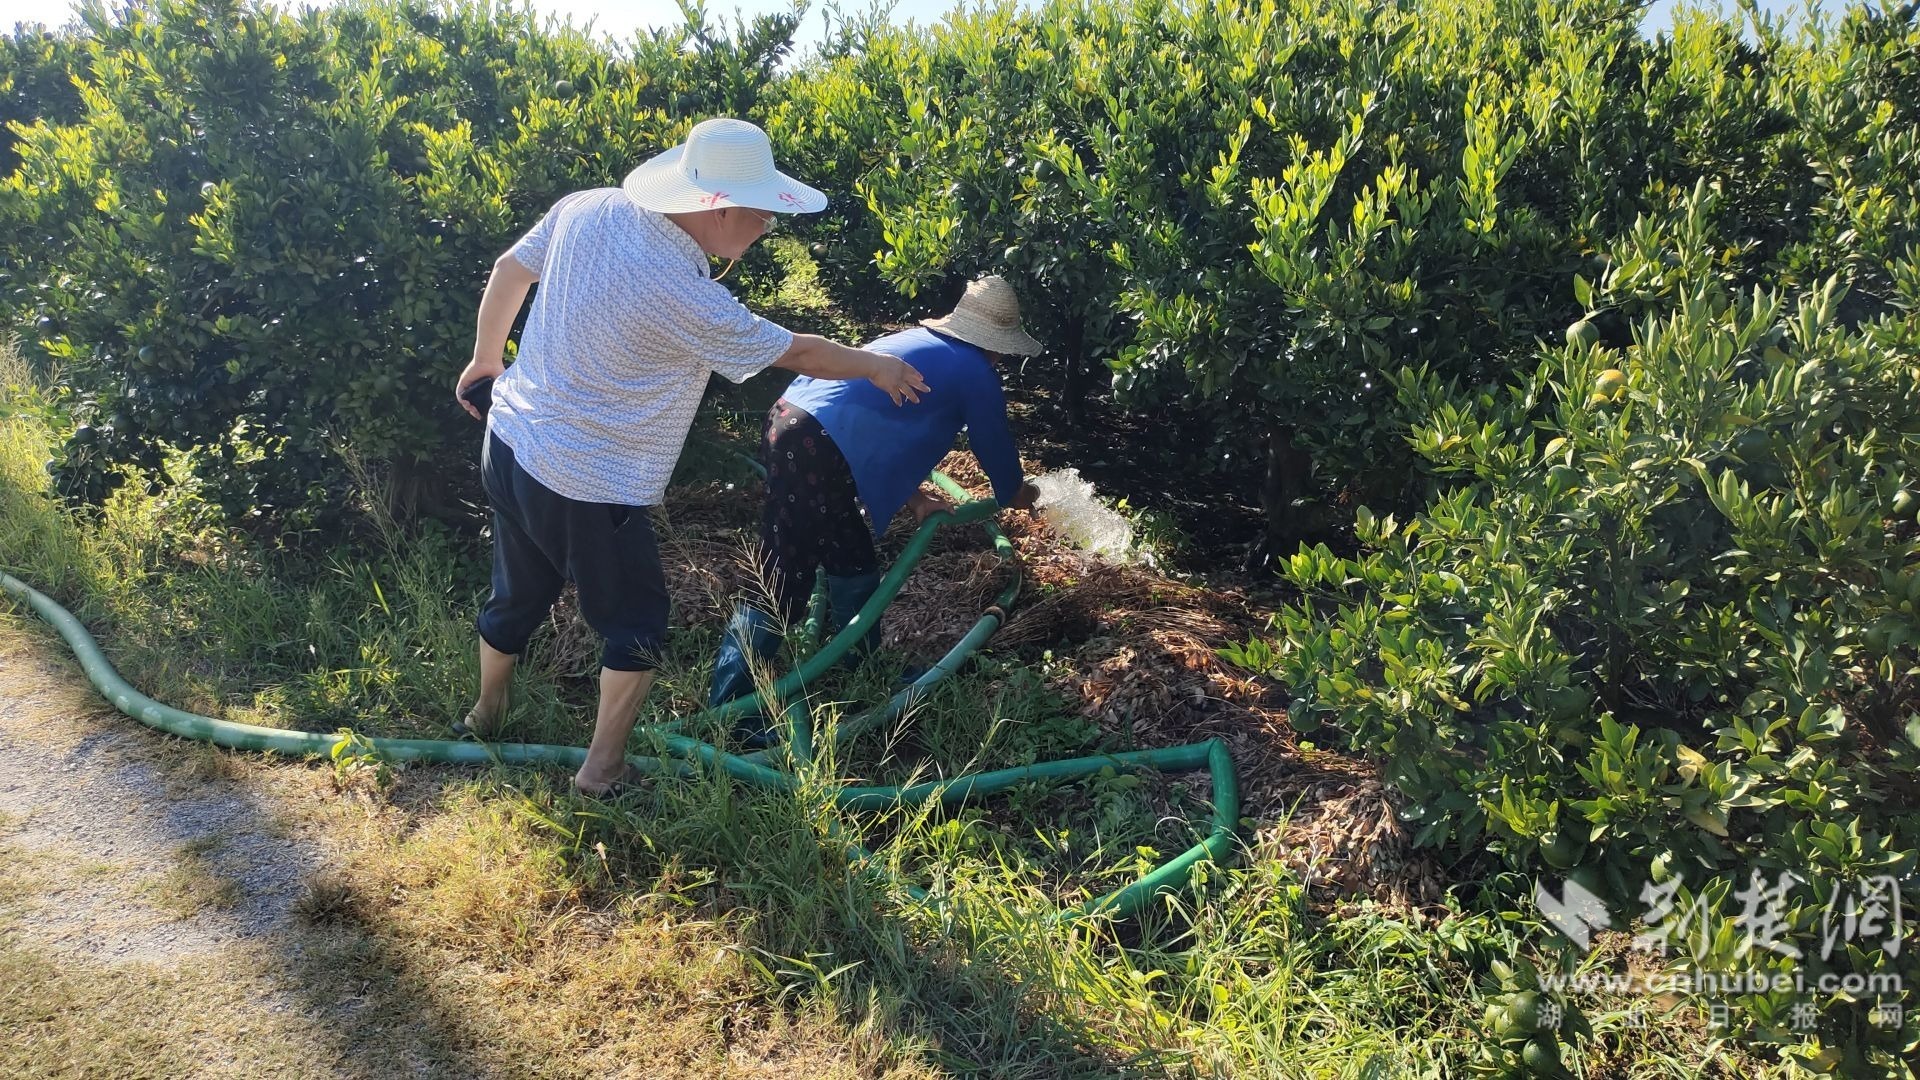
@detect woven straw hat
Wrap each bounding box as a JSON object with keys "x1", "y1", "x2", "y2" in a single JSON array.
[
  {"x1": 622, "y1": 118, "x2": 826, "y2": 215},
  {"x1": 921, "y1": 275, "x2": 1043, "y2": 357}
]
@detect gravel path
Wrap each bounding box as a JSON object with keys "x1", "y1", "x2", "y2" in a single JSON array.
[
  {"x1": 0, "y1": 640, "x2": 326, "y2": 967},
  {"x1": 0, "y1": 628, "x2": 475, "y2": 1077}
]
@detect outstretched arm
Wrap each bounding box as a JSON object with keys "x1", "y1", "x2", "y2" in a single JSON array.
[
  {"x1": 964, "y1": 378, "x2": 1035, "y2": 509},
  {"x1": 773, "y1": 335, "x2": 930, "y2": 405}
]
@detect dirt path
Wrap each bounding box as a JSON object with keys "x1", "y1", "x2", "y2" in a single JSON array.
[
  {"x1": 0, "y1": 624, "x2": 900, "y2": 1080},
  {"x1": 0, "y1": 649, "x2": 322, "y2": 966},
  {"x1": 0, "y1": 627, "x2": 461, "y2": 1077}
]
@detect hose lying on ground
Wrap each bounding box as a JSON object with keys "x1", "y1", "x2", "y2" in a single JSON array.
[{"x1": 0, "y1": 472, "x2": 1239, "y2": 922}]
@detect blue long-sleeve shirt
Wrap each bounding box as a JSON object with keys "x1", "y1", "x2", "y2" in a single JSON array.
[{"x1": 780, "y1": 327, "x2": 1024, "y2": 536}]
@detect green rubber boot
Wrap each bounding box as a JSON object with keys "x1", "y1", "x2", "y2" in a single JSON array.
[{"x1": 824, "y1": 570, "x2": 883, "y2": 666}]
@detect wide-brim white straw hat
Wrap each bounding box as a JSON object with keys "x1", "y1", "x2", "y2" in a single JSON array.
[
  {"x1": 622, "y1": 118, "x2": 826, "y2": 214},
  {"x1": 921, "y1": 275, "x2": 1043, "y2": 357}
]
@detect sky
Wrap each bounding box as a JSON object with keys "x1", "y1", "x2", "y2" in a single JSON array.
[{"x1": 2, "y1": 0, "x2": 1839, "y2": 54}]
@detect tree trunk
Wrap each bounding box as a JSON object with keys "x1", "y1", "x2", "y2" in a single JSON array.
[
  {"x1": 382, "y1": 455, "x2": 421, "y2": 524},
  {"x1": 380, "y1": 454, "x2": 462, "y2": 525},
  {"x1": 1248, "y1": 425, "x2": 1313, "y2": 572},
  {"x1": 1059, "y1": 313, "x2": 1089, "y2": 426}
]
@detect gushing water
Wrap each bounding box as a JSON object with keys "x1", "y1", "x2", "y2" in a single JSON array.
[{"x1": 1031, "y1": 468, "x2": 1151, "y2": 565}]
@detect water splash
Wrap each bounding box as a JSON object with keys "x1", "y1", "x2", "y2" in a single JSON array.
[{"x1": 1031, "y1": 468, "x2": 1151, "y2": 565}]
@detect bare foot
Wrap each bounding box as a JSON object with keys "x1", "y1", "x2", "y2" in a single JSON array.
[
  {"x1": 573, "y1": 763, "x2": 643, "y2": 798},
  {"x1": 452, "y1": 704, "x2": 503, "y2": 740}
]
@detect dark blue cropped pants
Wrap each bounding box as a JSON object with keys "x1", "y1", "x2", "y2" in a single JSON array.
[{"x1": 476, "y1": 429, "x2": 669, "y2": 672}]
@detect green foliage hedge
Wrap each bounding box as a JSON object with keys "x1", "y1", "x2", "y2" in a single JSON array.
[
  {"x1": 850, "y1": 0, "x2": 1919, "y2": 558},
  {"x1": 1, "y1": 0, "x2": 798, "y2": 521},
  {"x1": 6, "y1": 0, "x2": 1914, "y2": 542},
  {"x1": 1238, "y1": 184, "x2": 1919, "y2": 1069}
]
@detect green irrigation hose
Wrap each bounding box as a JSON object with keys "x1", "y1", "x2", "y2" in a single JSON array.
[
  {"x1": 736, "y1": 470, "x2": 1022, "y2": 765},
  {"x1": 0, "y1": 473, "x2": 1239, "y2": 923}
]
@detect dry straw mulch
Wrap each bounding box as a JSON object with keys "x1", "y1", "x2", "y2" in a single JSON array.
[
  {"x1": 883, "y1": 451, "x2": 1442, "y2": 905},
  {"x1": 533, "y1": 451, "x2": 1442, "y2": 905}
]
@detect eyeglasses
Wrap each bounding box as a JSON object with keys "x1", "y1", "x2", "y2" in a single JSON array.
[{"x1": 741, "y1": 208, "x2": 778, "y2": 234}]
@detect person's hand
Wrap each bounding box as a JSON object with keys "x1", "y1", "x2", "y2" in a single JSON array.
[
  {"x1": 865, "y1": 352, "x2": 929, "y2": 406},
  {"x1": 908, "y1": 488, "x2": 956, "y2": 523},
  {"x1": 1007, "y1": 480, "x2": 1041, "y2": 511},
  {"x1": 456, "y1": 356, "x2": 506, "y2": 420}
]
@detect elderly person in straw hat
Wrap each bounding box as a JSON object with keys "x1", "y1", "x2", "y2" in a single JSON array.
[
  {"x1": 451, "y1": 118, "x2": 928, "y2": 796},
  {"x1": 707, "y1": 275, "x2": 1044, "y2": 726}
]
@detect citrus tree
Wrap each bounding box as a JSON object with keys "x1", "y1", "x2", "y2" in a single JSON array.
[
  {"x1": 844, "y1": 0, "x2": 1136, "y2": 422},
  {"x1": 1233, "y1": 174, "x2": 1919, "y2": 1078},
  {"x1": 1, "y1": 20, "x2": 81, "y2": 176},
  {"x1": 853, "y1": 0, "x2": 1637, "y2": 558},
  {"x1": 1, "y1": 0, "x2": 794, "y2": 523}
]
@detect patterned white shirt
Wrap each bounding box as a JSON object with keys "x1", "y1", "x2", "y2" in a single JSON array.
[{"x1": 486, "y1": 188, "x2": 793, "y2": 506}]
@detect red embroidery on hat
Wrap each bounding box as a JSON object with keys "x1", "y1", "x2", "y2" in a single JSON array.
[
  {"x1": 701, "y1": 191, "x2": 731, "y2": 207},
  {"x1": 777, "y1": 191, "x2": 804, "y2": 206}
]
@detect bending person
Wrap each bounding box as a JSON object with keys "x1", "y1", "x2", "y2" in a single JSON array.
[
  {"x1": 451, "y1": 118, "x2": 928, "y2": 796},
  {"x1": 710, "y1": 275, "x2": 1043, "y2": 733}
]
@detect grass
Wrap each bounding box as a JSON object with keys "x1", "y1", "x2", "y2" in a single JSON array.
[
  {"x1": 145, "y1": 836, "x2": 245, "y2": 917},
  {"x1": 0, "y1": 339, "x2": 1790, "y2": 1077},
  {"x1": 0, "y1": 936, "x2": 344, "y2": 1078}
]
